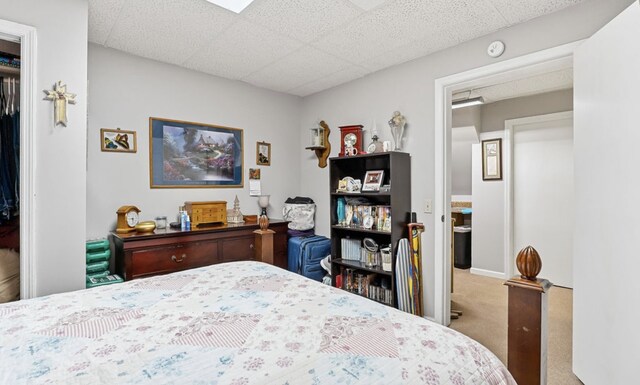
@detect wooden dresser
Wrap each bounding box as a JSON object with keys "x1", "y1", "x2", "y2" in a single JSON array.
[{"x1": 112, "y1": 220, "x2": 288, "y2": 281}]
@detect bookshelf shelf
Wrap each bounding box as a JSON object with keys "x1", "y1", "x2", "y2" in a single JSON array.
[{"x1": 331, "y1": 225, "x2": 392, "y2": 236}]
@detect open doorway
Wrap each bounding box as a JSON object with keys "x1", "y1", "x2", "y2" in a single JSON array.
[
  {"x1": 0, "y1": 20, "x2": 36, "y2": 301},
  {"x1": 0, "y1": 38, "x2": 21, "y2": 303},
  {"x1": 436, "y1": 44, "x2": 579, "y2": 383}
]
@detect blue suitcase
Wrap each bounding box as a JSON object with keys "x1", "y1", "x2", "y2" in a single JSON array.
[{"x1": 288, "y1": 235, "x2": 331, "y2": 282}]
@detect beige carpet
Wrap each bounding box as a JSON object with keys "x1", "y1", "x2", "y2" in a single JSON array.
[{"x1": 449, "y1": 268, "x2": 582, "y2": 385}]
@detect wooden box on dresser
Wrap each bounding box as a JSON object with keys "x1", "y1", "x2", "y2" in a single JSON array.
[
  {"x1": 112, "y1": 220, "x2": 288, "y2": 281},
  {"x1": 329, "y1": 152, "x2": 411, "y2": 308}
]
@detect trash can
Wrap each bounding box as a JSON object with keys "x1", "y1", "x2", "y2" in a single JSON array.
[{"x1": 454, "y1": 225, "x2": 472, "y2": 269}]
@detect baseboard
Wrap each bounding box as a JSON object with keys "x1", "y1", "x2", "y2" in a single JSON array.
[
  {"x1": 470, "y1": 267, "x2": 506, "y2": 280},
  {"x1": 424, "y1": 316, "x2": 437, "y2": 323}
]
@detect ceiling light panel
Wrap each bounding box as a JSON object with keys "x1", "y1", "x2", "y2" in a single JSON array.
[{"x1": 206, "y1": 0, "x2": 256, "y2": 13}]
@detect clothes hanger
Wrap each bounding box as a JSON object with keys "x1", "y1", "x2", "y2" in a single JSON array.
[{"x1": 9, "y1": 77, "x2": 14, "y2": 115}]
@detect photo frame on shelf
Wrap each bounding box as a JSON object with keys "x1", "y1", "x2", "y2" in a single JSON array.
[
  {"x1": 361, "y1": 170, "x2": 384, "y2": 191},
  {"x1": 100, "y1": 128, "x2": 137, "y2": 153},
  {"x1": 482, "y1": 138, "x2": 502, "y2": 181},
  {"x1": 256, "y1": 141, "x2": 271, "y2": 166},
  {"x1": 149, "y1": 117, "x2": 243, "y2": 188}
]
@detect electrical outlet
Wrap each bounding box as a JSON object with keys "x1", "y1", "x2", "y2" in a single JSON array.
[{"x1": 424, "y1": 199, "x2": 433, "y2": 214}]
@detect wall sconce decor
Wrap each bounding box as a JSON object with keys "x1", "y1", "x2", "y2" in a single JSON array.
[{"x1": 305, "y1": 120, "x2": 331, "y2": 168}]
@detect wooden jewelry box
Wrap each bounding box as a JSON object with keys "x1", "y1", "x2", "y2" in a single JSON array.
[{"x1": 185, "y1": 201, "x2": 227, "y2": 228}]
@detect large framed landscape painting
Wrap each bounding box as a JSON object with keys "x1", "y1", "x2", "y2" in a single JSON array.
[{"x1": 150, "y1": 117, "x2": 244, "y2": 188}]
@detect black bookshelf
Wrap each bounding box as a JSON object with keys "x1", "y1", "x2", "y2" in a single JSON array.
[{"x1": 329, "y1": 152, "x2": 411, "y2": 308}]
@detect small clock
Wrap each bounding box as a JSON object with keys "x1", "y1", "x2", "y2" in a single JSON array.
[
  {"x1": 487, "y1": 40, "x2": 505, "y2": 58},
  {"x1": 339, "y1": 125, "x2": 363, "y2": 157},
  {"x1": 116, "y1": 205, "x2": 141, "y2": 234}
]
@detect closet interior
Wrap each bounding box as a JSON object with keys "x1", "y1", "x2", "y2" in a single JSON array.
[{"x1": 0, "y1": 39, "x2": 20, "y2": 304}]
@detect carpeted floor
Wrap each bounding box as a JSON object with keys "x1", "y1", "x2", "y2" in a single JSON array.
[{"x1": 449, "y1": 268, "x2": 582, "y2": 385}]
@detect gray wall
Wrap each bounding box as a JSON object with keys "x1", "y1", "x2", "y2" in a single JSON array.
[
  {"x1": 0, "y1": 0, "x2": 89, "y2": 296},
  {"x1": 481, "y1": 88, "x2": 573, "y2": 132},
  {"x1": 298, "y1": 0, "x2": 631, "y2": 318},
  {"x1": 87, "y1": 45, "x2": 302, "y2": 238}
]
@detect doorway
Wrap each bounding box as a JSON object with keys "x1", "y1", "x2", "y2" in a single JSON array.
[
  {"x1": 0, "y1": 20, "x2": 36, "y2": 300},
  {"x1": 507, "y1": 111, "x2": 574, "y2": 288},
  {"x1": 0, "y1": 38, "x2": 21, "y2": 303},
  {"x1": 433, "y1": 40, "x2": 581, "y2": 326}
]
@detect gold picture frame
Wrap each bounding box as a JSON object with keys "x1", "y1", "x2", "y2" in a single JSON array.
[
  {"x1": 149, "y1": 117, "x2": 244, "y2": 188},
  {"x1": 100, "y1": 128, "x2": 137, "y2": 153},
  {"x1": 482, "y1": 138, "x2": 502, "y2": 181},
  {"x1": 256, "y1": 141, "x2": 271, "y2": 166}
]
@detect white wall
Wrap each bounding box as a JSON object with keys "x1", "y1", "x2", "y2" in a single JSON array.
[
  {"x1": 0, "y1": 0, "x2": 88, "y2": 296},
  {"x1": 451, "y1": 125, "x2": 478, "y2": 196},
  {"x1": 513, "y1": 116, "x2": 574, "y2": 287},
  {"x1": 471, "y1": 132, "x2": 505, "y2": 274},
  {"x1": 573, "y1": 2, "x2": 640, "y2": 383},
  {"x1": 297, "y1": 0, "x2": 633, "y2": 318},
  {"x1": 469, "y1": 91, "x2": 573, "y2": 277},
  {"x1": 86, "y1": 45, "x2": 302, "y2": 238}
]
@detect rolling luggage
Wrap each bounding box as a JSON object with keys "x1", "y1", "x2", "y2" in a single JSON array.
[{"x1": 288, "y1": 235, "x2": 330, "y2": 282}]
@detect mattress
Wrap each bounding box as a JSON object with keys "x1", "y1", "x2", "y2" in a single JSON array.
[{"x1": 0, "y1": 261, "x2": 514, "y2": 384}]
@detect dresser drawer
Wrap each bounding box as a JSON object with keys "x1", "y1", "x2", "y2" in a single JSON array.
[
  {"x1": 131, "y1": 241, "x2": 218, "y2": 278},
  {"x1": 221, "y1": 236, "x2": 255, "y2": 262}
]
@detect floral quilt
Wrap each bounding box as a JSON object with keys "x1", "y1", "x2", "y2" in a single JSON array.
[{"x1": 0, "y1": 261, "x2": 515, "y2": 384}]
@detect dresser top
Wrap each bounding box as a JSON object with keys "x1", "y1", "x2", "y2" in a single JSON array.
[{"x1": 112, "y1": 219, "x2": 288, "y2": 242}]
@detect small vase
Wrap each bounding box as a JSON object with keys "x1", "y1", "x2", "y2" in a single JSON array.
[
  {"x1": 259, "y1": 214, "x2": 269, "y2": 231},
  {"x1": 388, "y1": 111, "x2": 406, "y2": 151}
]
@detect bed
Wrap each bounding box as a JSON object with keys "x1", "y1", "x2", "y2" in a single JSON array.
[{"x1": 0, "y1": 261, "x2": 514, "y2": 384}]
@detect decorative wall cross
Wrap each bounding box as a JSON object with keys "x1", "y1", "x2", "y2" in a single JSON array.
[{"x1": 43, "y1": 81, "x2": 76, "y2": 126}]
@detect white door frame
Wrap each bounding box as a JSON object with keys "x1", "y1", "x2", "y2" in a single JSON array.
[
  {"x1": 433, "y1": 41, "x2": 581, "y2": 326},
  {"x1": 0, "y1": 20, "x2": 37, "y2": 299},
  {"x1": 504, "y1": 110, "x2": 574, "y2": 280}
]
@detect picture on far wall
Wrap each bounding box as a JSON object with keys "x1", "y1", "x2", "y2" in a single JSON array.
[
  {"x1": 482, "y1": 138, "x2": 502, "y2": 181},
  {"x1": 256, "y1": 141, "x2": 271, "y2": 166},
  {"x1": 101, "y1": 128, "x2": 137, "y2": 153},
  {"x1": 149, "y1": 117, "x2": 243, "y2": 188}
]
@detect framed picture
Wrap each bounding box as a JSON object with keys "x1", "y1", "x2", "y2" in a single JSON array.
[
  {"x1": 100, "y1": 128, "x2": 137, "y2": 153},
  {"x1": 482, "y1": 138, "x2": 502, "y2": 181},
  {"x1": 256, "y1": 141, "x2": 271, "y2": 166},
  {"x1": 362, "y1": 170, "x2": 384, "y2": 191},
  {"x1": 149, "y1": 117, "x2": 243, "y2": 188}
]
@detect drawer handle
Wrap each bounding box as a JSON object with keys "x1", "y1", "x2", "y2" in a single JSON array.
[
  {"x1": 172, "y1": 254, "x2": 186, "y2": 263},
  {"x1": 250, "y1": 244, "x2": 254, "y2": 249}
]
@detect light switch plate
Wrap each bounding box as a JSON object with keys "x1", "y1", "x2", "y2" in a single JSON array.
[{"x1": 424, "y1": 199, "x2": 432, "y2": 214}]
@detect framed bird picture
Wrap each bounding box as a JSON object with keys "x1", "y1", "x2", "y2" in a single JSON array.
[{"x1": 101, "y1": 128, "x2": 137, "y2": 153}]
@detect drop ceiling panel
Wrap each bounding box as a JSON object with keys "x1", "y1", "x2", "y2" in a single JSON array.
[
  {"x1": 487, "y1": 0, "x2": 584, "y2": 25},
  {"x1": 186, "y1": 20, "x2": 303, "y2": 80},
  {"x1": 241, "y1": 0, "x2": 363, "y2": 43},
  {"x1": 88, "y1": 0, "x2": 125, "y2": 45},
  {"x1": 241, "y1": 46, "x2": 353, "y2": 92},
  {"x1": 314, "y1": 0, "x2": 506, "y2": 68},
  {"x1": 348, "y1": 0, "x2": 389, "y2": 11},
  {"x1": 105, "y1": 0, "x2": 236, "y2": 65},
  {"x1": 289, "y1": 65, "x2": 368, "y2": 97}
]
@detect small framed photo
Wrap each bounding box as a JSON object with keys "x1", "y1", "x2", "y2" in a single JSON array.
[
  {"x1": 256, "y1": 141, "x2": 271, "y2": 166},
  {"x1": 482, "y1": 138, "x2": 502, "y2": 181},
  {"x1": 101, "y1": 128, "x2": 137, "y2": 153},
  {"x1": 362, "y1": 170, "x2": 384, "y2": 191}
]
